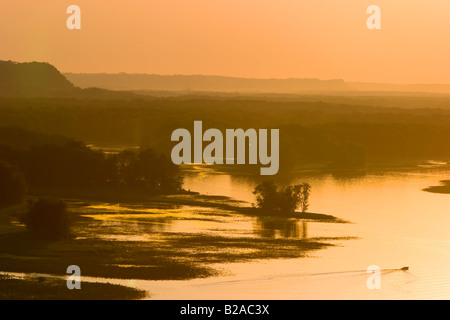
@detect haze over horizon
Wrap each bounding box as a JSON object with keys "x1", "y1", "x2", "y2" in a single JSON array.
[
  {"x1": 62, "y1": 71, "x2": 450, "y2": 85},
  {"x1": 0, "y1": 0, "x2": 449, "y2": 84},
  {"x1": 62, "y1": 71, "x2": 450, "y2": 94}
]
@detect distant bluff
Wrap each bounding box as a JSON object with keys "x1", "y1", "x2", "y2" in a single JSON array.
[
  {"x1": 0, "y1": 60, "x2": 75, "y2": 97},
  {"x1": 0, "y1": 60, "x2": 138, "y2": 99}
]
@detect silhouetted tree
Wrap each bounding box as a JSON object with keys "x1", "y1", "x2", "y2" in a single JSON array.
[
  {"x1": 299, "y1": 182, "x2": 311, "y2": 213},
  {"x1": 0, "y1": 160, "x2": 26, "y2": 206},
  {"x1": 23, "y1": 198, "x2": 70, "y2": 241},
  {"x1": 109, "y1": 149, "x2": 183, "y2": 191},
  {"x1": 253, "y1": 181, "x2": 279, "y2": 212},
  {"x1": 110, "y1": 150, "x2": 138, "y2": 187},
  {"x1": 27, "y1": 141, "x2": 107, "y2": 187},
  {"x1": 253, "y1": 181, "x2": 311, "y2": 214}
]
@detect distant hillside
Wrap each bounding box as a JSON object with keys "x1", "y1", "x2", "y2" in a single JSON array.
[
  {"x1": 0, "y1": 61, "x2": 75, "y2": 97},
  {"x1": 63, "y1": 73, "x2": 351, "y2": 93},
  {"x1": 2, "y1": 60, "x2": 449, "y2": 97},
  {"x1": 0, "y1": 60, "x2": 138, "y2": 99},
  {"x1": 64, "y1": 73, "x2": 450, "y2": 95},
  {"x1": 348, "y1": 82, "x2": 450, "y2": 94}
]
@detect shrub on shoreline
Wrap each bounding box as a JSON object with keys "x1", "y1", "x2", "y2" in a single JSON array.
[{"x1": 23, "y1": 198, "x2": 71, "y2": 241}]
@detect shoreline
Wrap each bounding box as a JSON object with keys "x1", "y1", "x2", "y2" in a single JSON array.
[
  {"x1": 423, "y1": 180, "x2": 450, "y2": 194},
  {"x1": 0, "y1": 189, "x2": 351, "y2": 294},
  {"x1": 27, "y1": 186, "x2": 347, "y2": 223}
]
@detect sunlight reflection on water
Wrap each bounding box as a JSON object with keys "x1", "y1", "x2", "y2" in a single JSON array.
[
  {"x1": 175, "y1": 165, "x2": 450, "y2": 299},
  {"x1": 70, "y1": 164, "x2": 450, "y2": 299}
]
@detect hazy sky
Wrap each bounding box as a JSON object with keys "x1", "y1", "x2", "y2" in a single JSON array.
[{"x1": 1, "y1": 0, "x2": 449, "y2": 83}]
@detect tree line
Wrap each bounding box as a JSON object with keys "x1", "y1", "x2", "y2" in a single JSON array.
[
  {"x1": 1, "y1": 97, "x2": 448, "y2": 173},
  {"x1": 0, "y1": 130, "x2": 183, "y2": 206}
]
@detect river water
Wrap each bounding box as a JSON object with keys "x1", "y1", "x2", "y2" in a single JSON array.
[
  {"x1": 133, "y1": 163, "x2": 449, "y2": 299},
  {"x1": 6, "y1": 163, "x2": 448, "y2": 299}
]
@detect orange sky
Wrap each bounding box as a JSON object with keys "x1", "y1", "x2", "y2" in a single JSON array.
[{"x1": 0, "y1": 0, "x2": 449, "y2": 83}]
